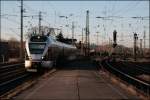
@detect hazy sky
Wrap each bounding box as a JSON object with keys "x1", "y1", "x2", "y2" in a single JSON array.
[{"x1": 1, "y1": 0, "x2": 149, "y2": 47}]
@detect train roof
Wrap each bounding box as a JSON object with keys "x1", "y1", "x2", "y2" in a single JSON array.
[{"x1": 28, "y1": 35, "x2": 76, "y2": 48}]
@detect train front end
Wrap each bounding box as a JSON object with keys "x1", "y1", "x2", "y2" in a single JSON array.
[{"x1": 25, "y1": 35, "x2": 52, "y2": 72}]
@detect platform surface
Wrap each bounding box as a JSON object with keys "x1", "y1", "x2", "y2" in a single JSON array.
[{"x1": 14, "y1": 59, "x2": 139, "y2": 100}]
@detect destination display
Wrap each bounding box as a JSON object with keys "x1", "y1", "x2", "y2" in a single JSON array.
[{"x1": 30, "y1": 36, "x2": 47, "y2": 42}]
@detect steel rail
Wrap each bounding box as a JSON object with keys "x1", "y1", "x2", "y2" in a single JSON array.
[
  {"x1": 0, "y1": 69, "x2": 26, "y2": 83},
  {"x1": 0, "y1": 68, "x2": 25, "y2": 77},
  {"x1": 134, "y1": 64, "x2": 150, "y2": 74},
  {"x1": 122, "y1": 62, "x2": 150, "y2": 74},
  {"x1": 0, "y1": 61, "x2": 23, "y2": 66},
  {"x1": 0, "y1": 73, "x2": 29, "y2": 87},
  {"x1": 103, "y1": 60, "x2": 150, "y2": 95},
  {"x1": 0, "y1": 73, "x2": 29, "y2": 96},
  {"x1": 0, "y1": 63, "x2": 24, "y2": 69},
  {"x1": 0, "y1": 66, "x2": 24, "y2": 73}
]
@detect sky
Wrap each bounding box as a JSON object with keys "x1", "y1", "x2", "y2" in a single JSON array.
[{"x1": 1, "y1": 0, "x2": 149, "y2": 48}]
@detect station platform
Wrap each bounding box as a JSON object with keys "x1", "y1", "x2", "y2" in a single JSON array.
[{"x1": 13, "y1": 59, "x2": 139, "y2": 100}]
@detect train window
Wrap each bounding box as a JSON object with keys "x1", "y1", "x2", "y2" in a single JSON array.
[
  {"x1": 29, "y1": 49, "x2": 44, "y2": 54},
  {"x1": 29, "y1": 43, "x2": 45, "y2": 49},
  {"x1": 30, "y1": 36, "x2": 47, "y2": 42},
  {"x1": 29, "y1": 43, "x2": 46, "y2": 54}
]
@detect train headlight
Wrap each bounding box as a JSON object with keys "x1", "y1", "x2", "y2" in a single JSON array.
[{"x1": 41, "y1": 56, "x2": 44, "y2": 59}]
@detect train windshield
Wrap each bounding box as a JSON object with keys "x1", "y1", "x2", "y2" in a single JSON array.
[{"x1": 29, "y1": 43, "x2": 46, "y2": 54}]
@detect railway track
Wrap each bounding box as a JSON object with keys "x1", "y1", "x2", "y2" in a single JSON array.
[
  {"x1": 121, "y1": 62, "x2": 150, "y2": 84},
  {"x1": 0, "y1": 63, "x2": 29, "y2": 95},
  {"x1": 0, "y1": 61, "x2": 23, "y2": 66},
  {"x1": 0, "y1": 62, "x2": 57, "y2": 97},
  {"x1": 122, "y1": 61, "x2": 150, "y2": 75},
  {"x1": 104, "y1": 61, "x2": 149, "y2": 83},
  {"x1": 101, "y1": 60, "x2": 150, "y2": 97},
  {"x1": 0, "y1": 68, "x2": 57, "y2": 99},
  {"x1": 0, "y1": 73, "x2": 30, "y2": 96}
]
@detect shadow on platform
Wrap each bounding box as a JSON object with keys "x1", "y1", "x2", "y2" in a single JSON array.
[{"x1": 56, "y1": 56, "x2": 99, "y2": 70}]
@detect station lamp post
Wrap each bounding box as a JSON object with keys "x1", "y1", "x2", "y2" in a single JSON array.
[
  {"x1": 59, "y1": 14, "x2": 74, "y2": 44},
  {"x1": 20, "y1": 0, "x2": 23, "y2": 60}
]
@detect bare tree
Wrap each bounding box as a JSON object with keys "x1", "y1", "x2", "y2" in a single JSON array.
[{"x1": 25, "y1": 26, "x2": 56, "y2": 38}]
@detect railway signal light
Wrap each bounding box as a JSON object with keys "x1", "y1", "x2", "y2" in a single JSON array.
[
  {"x1": 133, "y1": 32, "x2": 138, "y2": 61},
  {"x1": 134, "y1": 33, "x2": 138, "y2": 40},
  {"x1": 113, "y1": 30, "x2": 117, "y2": 48}
]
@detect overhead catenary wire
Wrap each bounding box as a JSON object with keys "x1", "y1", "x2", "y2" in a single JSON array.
[
  {"x1": 112, "y1": 1, "x2": 140, "y2": 17},
  {"x1": 9, "y1": 28, "x2": 20, "y2": 37},
  {"x1": 1, "y1": 1, "x2": 149, "y2": 49},
  {"x1": 2, "y1": 16, "x2": 20, "y2": 24}
]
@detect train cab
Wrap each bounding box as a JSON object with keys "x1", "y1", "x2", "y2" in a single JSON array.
[{"x1": 25, "y1": 35, "x2": 53, "y2": 72}]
